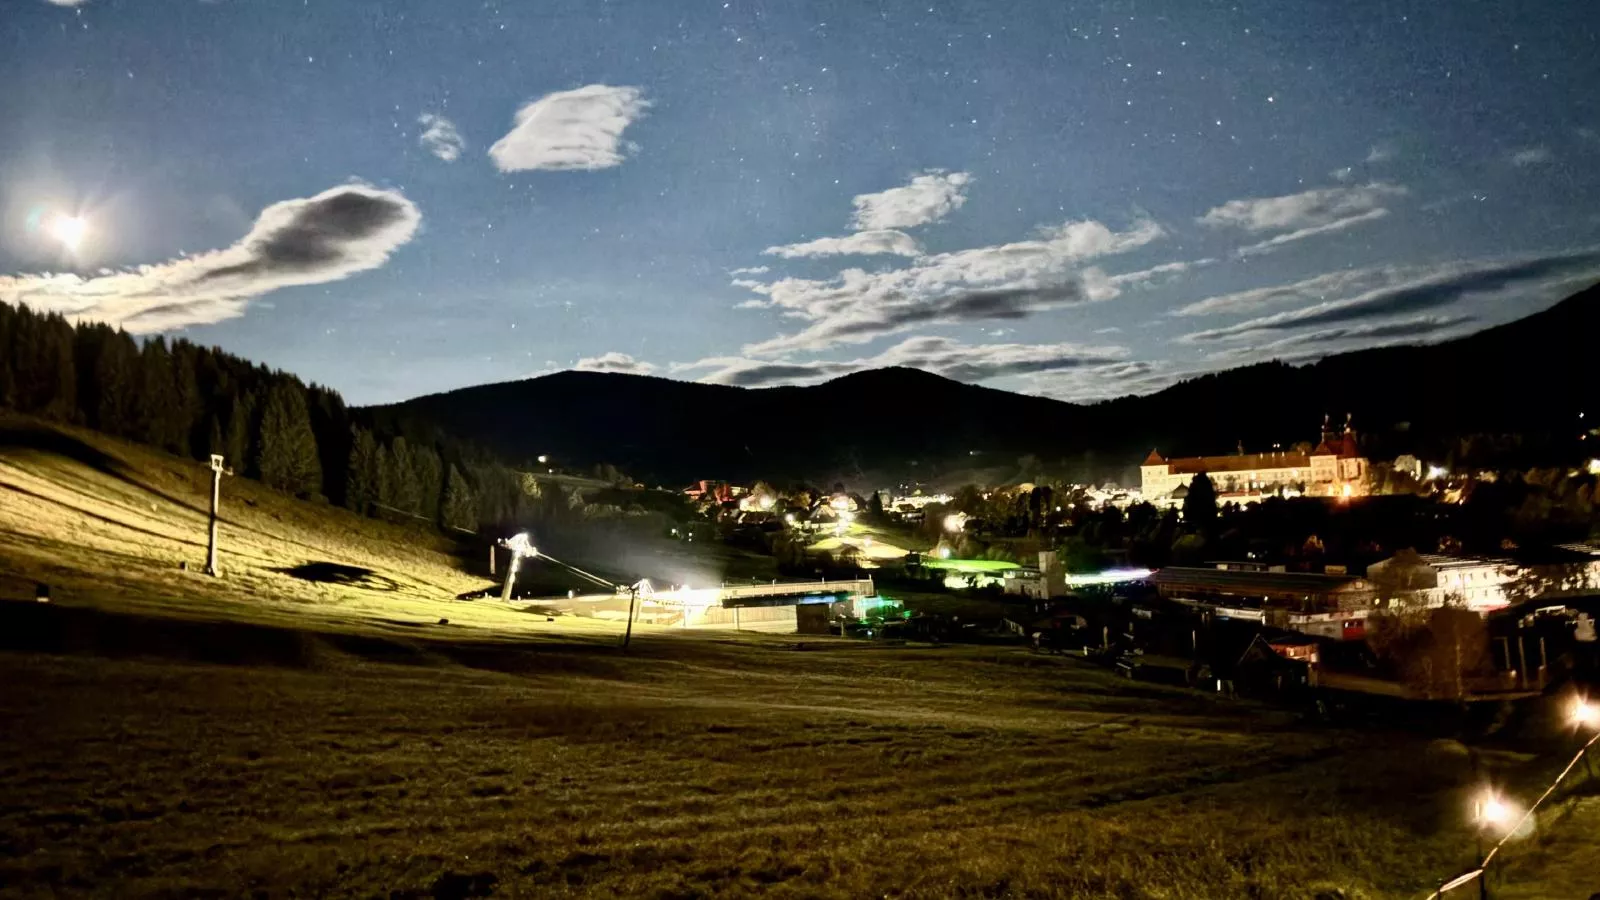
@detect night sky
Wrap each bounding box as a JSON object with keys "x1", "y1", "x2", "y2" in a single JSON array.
[{"x1": 3, "y1": 0, "x2": 1598, "y2": 406}]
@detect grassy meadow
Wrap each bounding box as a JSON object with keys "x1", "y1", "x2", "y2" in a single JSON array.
[{"x1": 1, "y1": 417, "x2": 1595, "y2": 898}]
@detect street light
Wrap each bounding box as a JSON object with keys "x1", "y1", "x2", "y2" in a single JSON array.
[
  {"x1": 1473, "y1": 790, "x2": 1517, "y2": 832},
  {"x1": 1572, "y1": 696, "x2": 1600, "y2": 730}
]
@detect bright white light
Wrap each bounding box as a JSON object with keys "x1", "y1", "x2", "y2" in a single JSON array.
[
  {"x1": 1474, "y1": 791, "x2": 1518, "y2": 831},
  {"x1": 784, "y1": 513, "x2": 796, "y2": 525},
  {"x1": 1427, "y1": 465, "x2": 1448, "y2": 480},
  {"x1": 48, "y1": 214, "x2": 88, "y2": 252},
  {"x1": 537, "y1": 455, "x2": 548, "y2": 464},
  {"x1": 504, "y1": 532, "x2": 535, "y2": 557},
  {"x1": 936, "y1": 547, "x2": 951, "y2": 559},
  {"x1": 1573, "y1": 697, "x2": 1600, "y2": 729},
  {"x1": 943, "y1": 513, "x2": 966, "y2": 533},
  {"x1": 1588, "y1": 459, "x2": 1600, "y2": 476},
  {"x1": 758, "y1": 494, "x2": 774, "y2": 510},
  {"x1": 829, "y1": 495, "x2": 850, "y2": 511}
]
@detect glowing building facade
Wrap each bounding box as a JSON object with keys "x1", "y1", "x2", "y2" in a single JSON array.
[{"x1": 1140, "y1": 417, "x2": 1370, "y2": 504}]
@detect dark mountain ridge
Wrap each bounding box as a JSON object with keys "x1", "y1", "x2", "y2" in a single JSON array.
[{"x1": 369, "y1": 282, "x2": 1600, "y2": 486}]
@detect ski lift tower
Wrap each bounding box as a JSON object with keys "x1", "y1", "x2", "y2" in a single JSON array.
[{"x1": 499, "y1": 532, "x2": 537, "y2": 602}]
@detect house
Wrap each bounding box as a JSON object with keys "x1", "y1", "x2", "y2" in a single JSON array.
[
  {"x1": 1366, "y1": 549, "x2": 1600, "y2": 613},
  {"x1": 1002, "y1": 550, "x2": 1067, "y2": 600}
]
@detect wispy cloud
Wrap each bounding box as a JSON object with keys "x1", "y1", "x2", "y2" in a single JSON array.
[
  {"x1": 1180, "y1": 248, "x2": 1600, "y2": 343},
  {"x1": 1173, "y1": 266, "x2": 1395, "y2": 317},
  {"x1": 1235, "y1": 208, "x2": 1389, "y2": 256},
  {"x1": 574, "y1": 352, "x2": 656, "y2": 375},
  {"x1": 850, "y1": 171, "x2": 972, "y2": 231},
  {"x1": 738, "y1": 218, "x2": 1165, "y2": 355},
  {"x1": 417, "y1": 113, "x2": 465, "y2": 162},
  {"x1": 728, "y1": 265, "x2": 769, "y2": 276},
  {"x1": 676, "y1": 335, "x2": 1129, "y2": 388},
  {"x1": 1366, "y1": 144, "x2": 1394, "y2": 164},
  {"x1": 1199, "y1": 182, "x2": 1405, "y2": 234},
  {"x1": 1208, "y1": 315, "x2": 1479, "y2": 361},
  {"x1": 1511, "y1": 146, "x2": 1554, "y2": 167},
  {"x1": 0, "y1": 184, "x2": 420, "y2": 333},
  {"x1": 1329, "y1": 166, "x2": 1354, "y2": 182},
  {"x1": 763, "y1": 229, "x2": 920, "y2": 259},
  {"x1": 1106, "y1": 258, "x2": 1216, "y2": 290},
  {"x1": 488, "y1": 85, "x2": 649, "y2": 172},
  {"x1": 44, "y1": 0, "x2": 89, "y2": 6}
]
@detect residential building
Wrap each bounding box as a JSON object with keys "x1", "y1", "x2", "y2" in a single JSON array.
[{"x1": 1366, "y1": 549, "x2": 1600, "y2": 614}]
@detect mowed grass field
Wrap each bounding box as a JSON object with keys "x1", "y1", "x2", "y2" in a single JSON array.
[{"x1": 1, "y1": 418, "x2": 1595, "y2": 898}]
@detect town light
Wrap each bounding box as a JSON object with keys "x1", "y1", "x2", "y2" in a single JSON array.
[
  {"x1": 936, "y1": 546, "x2": 951, "y2": 559},
  {"x1": 1427, "y1": 465, "x2": 1448, "y2": 480},
  {"x1": 537, "y1": 455, "x2": 548, "y2": 464},
  {"x1": 1572, "y1": 696, "x2": 1600, "y2": 729},
  {"x1": 943, "y1": 513, "x2": 966, "y2": 534},
  {"x1": 1473, "y1": 790, "x2": 1519, "y2": 832},
  {"x1": 758, "y1": 494, "x2": 774, "y2": 510}
]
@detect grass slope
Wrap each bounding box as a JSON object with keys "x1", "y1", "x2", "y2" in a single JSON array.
[{"x1": 1, "y1": 416, "x2": 1595, "y2": 898}]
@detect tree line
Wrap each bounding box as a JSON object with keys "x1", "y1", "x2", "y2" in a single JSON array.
[{"x1": 0, "y1": 302, "x2": 535, "y2": 534}]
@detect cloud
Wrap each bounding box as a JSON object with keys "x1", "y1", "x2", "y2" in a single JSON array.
[
  {"x1": 44, "y1": 0, "x2": 89, "y2": 6},
  {"x1": 738, "y1": 218, "x2": 1165, "y2": 355},
  {"x1": 850, "y1": 171, "x2": 972, "y2": 231},
  {"x1": 1180, "y1": 247, "x2": 1600, "y2": 343},
  {"x1": 417, "y1": 113, "x2": 465, "y2": 162},
  {"x1": 1234, "y1": 208, "x2": 1389, "y2": 256},
  {"x1": 1105, "y1": 258, "x2": 1215, "y2": 290},
  {"x1": 574, "y1": 352, "x2": 656, "y2": 375},
  {"x1": 488, "y1": 85, "x2": 649, "y2": 172},
  {"x1": 1511, "y1": 146, "x2": 1554, "y2": 167},
  {"x1": 1366, "y1": 145, "x2": 1394, "y2": 164},
  {"x1": 1198, "y1": 182, "x2": 1405, "y2": 234},
  {"x1": 0, "y1": 184, "x2": 420, "y2": 333},
  {"x1": 1173, "y1": 266, "x2": 1396, "y2": 317},
  {"x1": 677, "y1": 335, "x2": 1129, "y2": 388},
  {"x1": 763, "y1": 229, "x2": 921, "y2": 259},
  {"x1": 1330, "y1": 166, "x2": 1354, "y2": 182},
  {"x1": 1225, "y1": 315, "x2": 1478, "y2": 355},
  {"x1": 728, "y1": 266, "x2": 769, "y2": 276}
]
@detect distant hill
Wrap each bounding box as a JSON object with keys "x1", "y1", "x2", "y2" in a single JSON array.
[{"x1": 369, "y1": 282, "x2": 1600, "y2": 486}]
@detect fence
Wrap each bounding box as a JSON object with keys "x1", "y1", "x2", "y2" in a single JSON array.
[{"x1": 1426, "y1": 724, "x2": 1600, "y2": 898}]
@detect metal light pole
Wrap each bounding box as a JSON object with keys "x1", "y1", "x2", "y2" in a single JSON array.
[
  {"x1": 205, "y1": 454, "x2": 226, "y2": 577},
  {"x1": 622, "y1": 583, "x2": 639, "y2": 649}
]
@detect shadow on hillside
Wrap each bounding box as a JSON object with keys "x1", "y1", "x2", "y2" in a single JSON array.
[
  {"x1": 274, "y1": 561, "x2": 402, "y2": 593},
  {"x1": 0, "y1": 425, "x2": 124, "y2": 473},
  {"x1": 0, "y1": 424, "x2": 211, "y2": 518},
  {"x1": 0, "y1": 600, "x2": 631, "y2": 677}
]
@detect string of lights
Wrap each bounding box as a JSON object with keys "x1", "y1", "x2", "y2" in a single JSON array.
[{"x1": 1424, "y1": 696, "x2": 1600, "y2": 899}]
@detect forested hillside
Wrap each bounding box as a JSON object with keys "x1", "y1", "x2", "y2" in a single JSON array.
[{"x1": 0, "y1": 302, "x2": 528, "y2": 533}]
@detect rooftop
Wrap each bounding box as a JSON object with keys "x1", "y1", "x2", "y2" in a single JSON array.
[{"x1": 1154, "y1": 567, "x2": 1372, "y2": 596}]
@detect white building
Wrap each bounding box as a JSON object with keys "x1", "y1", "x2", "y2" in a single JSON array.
[
  {"x1": 1141, "y1": 417, "x2": 1370, "y2": 504},
  {"x1": 1366, "y1": 550, "x2": 1600, "y2": 614}
]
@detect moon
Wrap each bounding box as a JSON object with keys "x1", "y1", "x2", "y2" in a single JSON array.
[{"x1": 48, "y1": 214, "x2": 88, "y2": 252}]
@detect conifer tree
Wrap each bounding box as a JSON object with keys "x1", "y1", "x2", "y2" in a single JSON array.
[
  {"x1": 346, "y1": 427, "x2": 381, "y2": 514},
  {"x1": 440, "y1": 464, "x2": 477, "y2": 532},
  {"x1": 258, "y1": 381, "x2": 322, "y2": 496}
]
